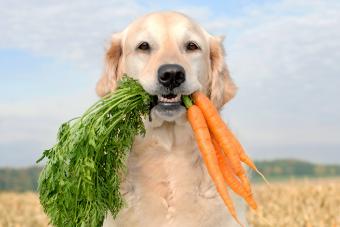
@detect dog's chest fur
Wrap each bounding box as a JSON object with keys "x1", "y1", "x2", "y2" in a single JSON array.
[{"x1": 103, "y1": 119, "x2": 245, "y2": 227}]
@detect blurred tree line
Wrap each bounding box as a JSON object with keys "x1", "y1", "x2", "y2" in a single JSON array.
[
  {"x1": 253, "y1": 159, "x2": 340, "y2": 181},
  {"x1": 0, "y1": 160, "x2": 339, "y2": 192},
  {"x1": 0, "y1": 166, "x2": 42, "y2": 192}
]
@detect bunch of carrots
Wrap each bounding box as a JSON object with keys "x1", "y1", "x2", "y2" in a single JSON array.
[{"x1": 182, "y1": 92, "x2": 268, "y2": 226}]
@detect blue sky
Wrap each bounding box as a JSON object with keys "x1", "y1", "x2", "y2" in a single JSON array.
[{"x1": 1, "y1": 0, "x2": 340, "y2": 167}]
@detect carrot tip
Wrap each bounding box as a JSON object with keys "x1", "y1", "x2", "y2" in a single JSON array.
[
  {"x1": 233, "y1": 216, "x2": 245, "y2": 227},
  {"x1": 254, "y1": 168, "x2": 271, "y2": 188},
  {"x1": 247, "y1": 198, "x2": 258, "y2": 210}
]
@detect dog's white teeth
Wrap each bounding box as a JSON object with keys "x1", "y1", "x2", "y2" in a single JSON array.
[
  {"x1": 158, "y1": 94, "x2": 181, "y2": 103},
  {"x1": 172, "y1": 95, "x2": 181, "y2": 102},
  {"x1": 158, "y1": 96, "x2": 166, "y2": 102}
]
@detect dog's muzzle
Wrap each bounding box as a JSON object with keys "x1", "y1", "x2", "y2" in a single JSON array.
[{"x1": 149, "y1": 64, "x2": 188, "y2": 121}]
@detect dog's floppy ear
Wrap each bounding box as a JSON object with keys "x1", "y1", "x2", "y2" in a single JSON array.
[
  {"x1": 208, "y1": 36, "x2": 237, "y2": 109},
  {"x1": 96, "y1": 33, "x2": 122, "y2": 97}
]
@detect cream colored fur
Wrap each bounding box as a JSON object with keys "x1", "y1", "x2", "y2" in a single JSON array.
[{"x1": 97, "y1": 11, "x2": 244, "y2": 227}]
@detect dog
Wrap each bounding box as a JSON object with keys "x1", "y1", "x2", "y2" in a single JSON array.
[{"x1": 96, "y1": 11, "x2": 245, "y2": 227}]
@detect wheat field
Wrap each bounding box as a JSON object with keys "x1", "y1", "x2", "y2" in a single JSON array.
[
  {"x1": 0, "y1": 179, "x2": 339, "y2": 227},
  {"x1": 247, "y1": 179, "x2": 340, "y2": 227}
]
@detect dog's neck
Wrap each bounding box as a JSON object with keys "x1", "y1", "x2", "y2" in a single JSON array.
[{"x1": 141, "y1": 114, "x2": 194, "y2": 152}]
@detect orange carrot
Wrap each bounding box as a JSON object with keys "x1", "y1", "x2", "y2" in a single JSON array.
[
  {"x1": 192, "y1": 91, "x2": 268, "y2": 185},
  {"x1": 212, "y1": 138, "x2": 257, "y2": 210},
  {"x1": 192, "y1": 92, "x2": 251, "y2": 192},
  {"x1": 183, "y1": 97, "x2": 243, "y2": 226}
]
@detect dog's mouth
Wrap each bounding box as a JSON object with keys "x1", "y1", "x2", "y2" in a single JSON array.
[
  {"x1": 150, "y1": 93, "x2": 186, "y2": 121},
  {"x1": 157, "y1": 93, "x2": 182, "y2": 105}
]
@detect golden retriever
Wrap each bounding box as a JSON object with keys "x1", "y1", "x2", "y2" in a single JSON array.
[{"x1": 97, "y1": 11, "x2": 244, "y2": 227}]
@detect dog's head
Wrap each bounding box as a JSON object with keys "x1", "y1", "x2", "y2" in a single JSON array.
[{"x1": 96, "y1": 12, "x2": 237, "y2": 122}]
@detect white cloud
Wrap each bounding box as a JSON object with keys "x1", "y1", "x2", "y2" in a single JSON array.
[
  {"x1": 0, "y1": 0, "x2": 147, "y2": 69},
  {"x1": 218, "y1": 0, "x2": 340, "y2": 148}
]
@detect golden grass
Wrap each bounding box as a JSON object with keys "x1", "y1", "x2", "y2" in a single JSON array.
[
  {"x1": 0, "y1": 179, "x2": 339, "y2": 227},
  {"x1": 247, "y1": 179, "x2": 340, "y2": 227},
  {"x1": 0, "y1": 192, "x2": 50, "y2": 227}
]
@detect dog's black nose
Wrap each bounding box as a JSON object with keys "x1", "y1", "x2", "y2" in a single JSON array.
[{"x1": 158, "y1": 64, "x2": 185, "y2": 89}]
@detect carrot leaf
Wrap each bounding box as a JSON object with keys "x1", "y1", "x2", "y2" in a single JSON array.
[{"x1": 37, "y1": 75, "x2": 152, "y2": 227}]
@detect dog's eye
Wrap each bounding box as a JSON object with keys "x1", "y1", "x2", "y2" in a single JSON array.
[
  {"x1": 186, "y1": 41, "x2": 200, "y2": 51},
  {"x1": 137, "y1": 42, "x2": 150, "y2": 51}
]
